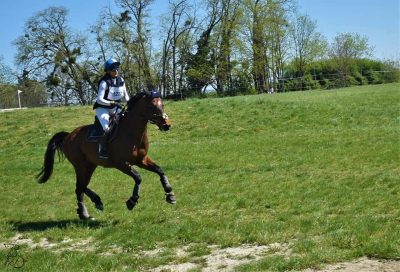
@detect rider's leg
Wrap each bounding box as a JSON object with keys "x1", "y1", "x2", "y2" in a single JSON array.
[
  {"x1": 98, "y1": 133, "x2": 109, "y2": 159},
  {"x1": 95, "y1": 108, "x2": 111, "y2": 159}
]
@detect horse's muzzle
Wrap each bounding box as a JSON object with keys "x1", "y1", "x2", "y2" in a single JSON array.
[
  {"x1": 161, "y1": 124, "x2": 171, "y2": 131},
  {"x1": 153, "y1": 112, "x2": 171, "y2": 131}
]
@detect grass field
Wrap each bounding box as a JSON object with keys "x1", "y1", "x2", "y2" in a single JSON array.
[{"x1": 0, "y1": 83, "x2": 399, "y2": 271}]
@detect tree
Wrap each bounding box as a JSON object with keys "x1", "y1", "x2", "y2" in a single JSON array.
[
  {"x1": 116, "y1": 0, "x2": 155, "y2": 91},
  {"x1": 0, "y1": 56, "x2": 16, "y2": 84},
  {"x1": 329, "y1": 32, "x2": 373, "y2": 76},
  {"x1": 90, "y1": 18, "x2": 109, "y2": 65},
  {"x1": 215, "y1": 0, "x2": 242, "y2": 95},
  {"x1": 265, "y1": 0, "x2": 293, "y2": 91},
  {"x1": 246, "y1": 0, "x2": 268, "y2": 93},
  {"x1": 0, "y1": 57, "x2": 45, "y2": 108},
  {"x1": 14, "y1": 6, "x2": 97, "y2": 105},
  {"x1": 289, "y1": 14, "x2": 327, "y2": 77},
  {"x1": 100, "y1": 8, "x2": 138, "y2": 92},
  {"x1": 159, "y1": 0, "x2": 194, "y2": 97},
  {"x1": 0, "y1": 83, "x2": 17, "y2": 109},
  {"x1": 18, "y1": 77, "x2": 47, "y2": 107},
  {"x1": 286, "y1": 14, "x2": 327, "y2": 91},
  {"x1": 243, "y1": 0, "x2": 293, "y2": 93},
  {"x1": 186, "y1": 0, "x2": 223, "y2": 95},
  {"x1": 0, "y1": 56, "x2": 16, "y2": 109}
]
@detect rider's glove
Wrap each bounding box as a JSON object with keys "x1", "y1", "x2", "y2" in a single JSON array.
[{"x1": 111, "y1": 101, "x2": 123, "y2": 108}]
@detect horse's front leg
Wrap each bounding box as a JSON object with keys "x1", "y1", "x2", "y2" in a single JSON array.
[
  {"x1": 117, "y1": 162, "x2": 142, "y2": 210},
  {"x1": 139, "y1": 156, "x2": 176, "y2": 204}
]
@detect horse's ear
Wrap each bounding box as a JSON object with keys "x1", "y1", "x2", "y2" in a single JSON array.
[
  {"x1": 144, "y1": 90, "x2": 151, "y2": 98},
  {"x1": 151, "y1": 91, "x2": 161, "y2": 98},
  {"x1": 144, "y1": 90, "x2": 161, "y2": 99}
]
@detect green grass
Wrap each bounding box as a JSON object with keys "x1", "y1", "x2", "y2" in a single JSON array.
[{"x1": 0, "y1": 83, "x2": 399, "y2": 271}]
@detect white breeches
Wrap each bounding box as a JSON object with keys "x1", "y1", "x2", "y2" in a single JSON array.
[{"x1": 95, "y1": 107, "x2": 120, "y2": 132}]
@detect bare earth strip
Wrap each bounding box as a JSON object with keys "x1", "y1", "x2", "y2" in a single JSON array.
[
  {"x1": 151, "y1": 243, "x2": 291, "y2": 272},
  {"x1": 0, "y1": 234, "x2": 95, "y2": 253},
  {"x1": 1, "y1": 234, "x2": 399, "y2": 271},
  {"x1": 302, "y1": 257, "x2": 400, "y2": 272}
]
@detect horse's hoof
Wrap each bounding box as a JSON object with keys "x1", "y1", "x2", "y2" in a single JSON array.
[
  {"x1": 77, "y1": 207, "x2": 91, "y2": 220},
  {"x1": 166, "y1": 193, "x2": 176, "y2": 204},
  {"x1": 95, "y1": 203, "x2": 104, "y2": 211},
  {"x1": 126, "y1": 197, "x2": 138, "y2": 210}
]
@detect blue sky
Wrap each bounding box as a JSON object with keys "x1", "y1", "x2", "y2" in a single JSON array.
[
  {"x1": 0, "y1": 0, "x2": 399, "y2": 69},
  {"x1": 298, "y1": 0, "x2": 399, "y2": 60}
]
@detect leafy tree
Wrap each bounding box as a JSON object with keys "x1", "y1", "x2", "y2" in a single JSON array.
[
  {"x1": 243, "y1": 0, "x2": 294, "y2": 93},
  {"x1": 265, "y1": 0, "x2": 293, "y2": 91},
  {"x1": 186, "y1": 0, "x2": 223, "y2": 95},
  {"x1": 116, "y1": 0, "x2": 155, "y2": 91},
  {"x1": 14, "y1": 6, "x2": 96, "y2": 105},
  {"x1": 0, "y1": 84, "x2": 17, "y2": 109},
  {"x1": 0, "y1": 58, "x2": 45, "y2": 108},
  {"x1": 159, "y1": 0, "x2": 194, "y2": 97},
  {"x1": 0, "y1": 57, "x2": 21, "y2": 109},
  {"x1": 244, "y1": 0, "x2": 268, "y2": 93},
  {"x1": 0, "y1": 56, "x2": 15, "y2": 84},
  {"x1": 10, "y1": 0, "x2": 397, "y2": 103},
  {"x1": 215, "y1": 0, "x2": 242, "y2": 95},
  {"x1": 289, "y1": 14, "x2": 327, "y2": 76},
  {"x1": 329, "y1": 32, "x2": 373, "y2": 76},
  {"x1": 18, "y1": 77, "x2": 47, "y2": 107}
]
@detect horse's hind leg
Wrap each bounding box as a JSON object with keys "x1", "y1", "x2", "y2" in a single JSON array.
[
  {"x1": 139, "y1": 156, "x2": 176, "y2": 204},
  {"x1": 85, "y1": 188, "x2": 104, "y2": 211},
  {"x1": 74, "y1": 162, "x2": 96, "y2": 219}
]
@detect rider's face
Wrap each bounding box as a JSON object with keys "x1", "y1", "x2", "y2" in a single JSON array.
[{"x1": 109, "y1": 70, "x2": 118, "y2": 77}]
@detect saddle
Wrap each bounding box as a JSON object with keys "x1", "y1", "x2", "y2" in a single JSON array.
[{"x1": 86, "y1": 111, "x2": 123, "y2": 143}]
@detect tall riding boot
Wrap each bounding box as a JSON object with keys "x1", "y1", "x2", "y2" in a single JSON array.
[{"x1": 98, "y1": 133, "x2": 109, "y2": 159}]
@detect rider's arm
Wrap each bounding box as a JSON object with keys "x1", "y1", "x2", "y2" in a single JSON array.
[
  {"x1": 124, "y1": 86, "x2": 130, "y2": 102},
  {"x1": 122, "y1": 79, "x2": 130, "y2": 102},
  {"x1": 97, "y1": 80, "x2": 113, "y2": 106}
]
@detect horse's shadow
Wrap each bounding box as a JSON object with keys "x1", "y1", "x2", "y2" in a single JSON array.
[{"x1": 9, "y1": 219, "x2": 111, "y2": 232}]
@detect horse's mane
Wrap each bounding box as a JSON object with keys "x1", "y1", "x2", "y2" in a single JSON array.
[
  {"x1": 127, "y1": 91, "x2": 161, "y2": 111},
  {"x1": 127, "y1": 92, "x2": 147, "y2": 111}
]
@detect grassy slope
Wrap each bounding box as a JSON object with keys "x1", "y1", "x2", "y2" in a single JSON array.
[{"x1": 0, "y1": 83, "x2": 399, "y2": 271}]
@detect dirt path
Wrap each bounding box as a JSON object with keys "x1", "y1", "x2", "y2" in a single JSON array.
[
  {"x1": 302, "y1": 257, "x2": 400, "y2": 272},
  {"x1": 151, "y1": 243, "x2": 290, "y2": 272},
  {"x1": 152, "y1": 255, "x2": 400, "y2": 272},
  {"x1": 1, "y1": 234, "x2": 399, "y2": 271}
]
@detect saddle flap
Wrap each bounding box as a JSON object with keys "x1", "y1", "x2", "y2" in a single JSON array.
[
  {"x1": 86, "y1": 116, "x2": 118, "y2": 143},
  {"x1": 86, "y1": 117, "x2": 104, "y2": 142}
]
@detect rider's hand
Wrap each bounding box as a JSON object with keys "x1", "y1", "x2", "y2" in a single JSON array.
[{"x1": 111, "y1": 102, "x2": 123, "y2": 108}]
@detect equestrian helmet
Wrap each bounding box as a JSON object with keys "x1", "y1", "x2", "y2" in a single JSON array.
[{"x1": 104, "y1": 58, "x2": 121, "y2": 72}]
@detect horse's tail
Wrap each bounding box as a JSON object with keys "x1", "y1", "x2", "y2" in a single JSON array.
[{"x1": 36, "y1": 131, "x2": 69, "y2": 183}]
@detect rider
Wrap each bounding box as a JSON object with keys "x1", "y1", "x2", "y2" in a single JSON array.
[{"x1": 93, "y1": 58, "x2": 130, "y2": 159}]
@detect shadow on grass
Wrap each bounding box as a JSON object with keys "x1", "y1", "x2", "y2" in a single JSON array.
[{"x1": 9, "y1": 219, "x2": 116, "y2": 232}]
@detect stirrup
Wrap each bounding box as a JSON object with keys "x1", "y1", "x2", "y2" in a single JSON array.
[
  {"x1": 99, "y1": 153, "x2": 108, "y2": 160},
  {"x1": 98, "y1": 144, "x2": 108, "y2": 159}
]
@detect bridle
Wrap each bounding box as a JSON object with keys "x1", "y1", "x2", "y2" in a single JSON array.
[{"x1": 149, "y1": 112, "x2": 169, "y2": 125}]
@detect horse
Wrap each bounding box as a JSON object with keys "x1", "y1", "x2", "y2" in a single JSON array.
[{"x1": 36, "y1": 91, "x2": 176, "y2": 220}]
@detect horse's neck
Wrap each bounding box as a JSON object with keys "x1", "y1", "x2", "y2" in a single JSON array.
[{"x1": 119, "y1": 109, "x2": 148, "y2": 142}]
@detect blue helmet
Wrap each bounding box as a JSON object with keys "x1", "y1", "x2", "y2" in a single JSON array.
[{"x1": 104, "y1": 58, "x2": 120, "y2": 71}]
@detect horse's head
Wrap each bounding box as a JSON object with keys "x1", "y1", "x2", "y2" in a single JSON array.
[
  {"x1": 146, "y1": 91, "x2": 171, "y2": 131},
  {"x1": 127, "y1": 91, "x2": 171, "y2": 131}
]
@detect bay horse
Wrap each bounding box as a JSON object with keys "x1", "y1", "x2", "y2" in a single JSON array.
[{"x1": 37, "y1": 91, "x2": 176, "y2": 220}]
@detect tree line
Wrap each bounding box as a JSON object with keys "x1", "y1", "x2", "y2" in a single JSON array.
[{"x1": 0, "y1": 0, "x2": 399, "y2": 108}]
